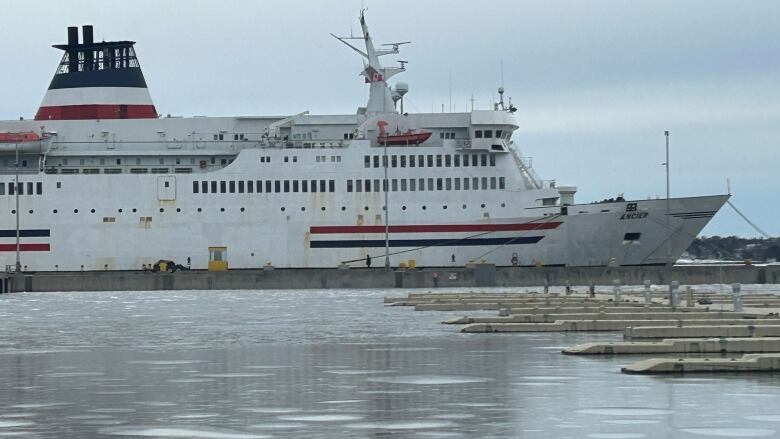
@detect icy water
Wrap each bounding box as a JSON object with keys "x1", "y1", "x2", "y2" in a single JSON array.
[{"x1": 1, "y1": 289, "x2": 779, "y2": 438}]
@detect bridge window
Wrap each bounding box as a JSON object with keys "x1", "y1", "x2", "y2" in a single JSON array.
[{"x1": 475, "y1": 130, "x2": 483, "y2": 138}]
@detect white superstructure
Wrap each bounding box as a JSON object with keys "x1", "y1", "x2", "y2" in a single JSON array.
[{"x1": 0, "y1": 14, "x2": 727, "y2": 271}]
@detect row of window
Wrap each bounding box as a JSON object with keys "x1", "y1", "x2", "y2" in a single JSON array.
[
  {"x1": 213, "y1": 133, "x2": 247, "y2": 141},
  {"x1": 45, "y1": 167, "x2": 194, "y2": 175},
  {"x1": 474, "y1": 129, "x2": 511, "y2": 140},
  {"x1": 0, "y1": 182, "x2": 43, "y2": 195},
  {"x1": 193, "y1": 179, "x2": 337, "y2": 194},
  {"x1": 347, "y1": 176, "x2": 506, "y2": 192},
  {"x1": 364, "y1": 153, "x2": 496, "y2": 169},
  {"x1": 55, "y1": 157, "x2": 224, "y2": 166}
]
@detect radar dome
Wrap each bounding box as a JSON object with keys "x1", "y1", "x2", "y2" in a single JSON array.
[{"x1": 395, "y1": 82, "x2": 409, "y2": 96}]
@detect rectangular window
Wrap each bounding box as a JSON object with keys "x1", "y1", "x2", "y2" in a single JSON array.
[
  {"x1": 320, "y1": 180, "x2": 326, "y2": 192},
  {"x1": 373, "y1": 179, "x2": 380, "y2": 192},
  {"x1": 400, "y1": 155, "x2": 406, "y2": 168},
  {"x1": 0, "y1": 183, "x2": 5, "y2": 195},
  {"x1": 392, "y1": 179, "x2": 398, "y2": 191},
  {"x1": 229, "y1": 181, "x2": 236, "y2": 193},
  {"x1": 401, "y1": 179, "x2": 407, "y2": 191},
  {"x1": 436, "y1": 155, "x2": 442, "y2": 167},
  {"x1": 284, "y1": 180, "x2": 290, "y2": 192},
  {"x1": 418, "y1": 178, "x2": 425, "y2": 191},
  {"x1": 220, "y1": 181, "x2": 227, "y2": 193},
  {"x1": 410, "y1": 178, "x2": 416, "y2": 191},
  {"x1": 292, "y1": 180, "x2": 299, "y2": 192},
  {"x1": 454, "y1": 155, "x2": 460, "y2": 167},
  {"x1": 464, "y1": 178, "x2": 470, "y2": 190},
  {"x1": 484, "y1": 130, "x2": 493, "y2": 138},
  {"x1": 302, "y1": 180, "x2": 308, "y2": 192},
  {"x1": 347, "y1": 180, "x2": 353, "y2": 192},
  {"x1": 427, "y1": 155, "x2": 433, "y2": 167},
  {"x1": 481, "y1": 177, "x2": 488, "y2": 190},
  {"x1": 472, "y1": 177, "x2": 479, "y2": 190},
  {"x1": 499, "y1": 177, "x2": 506, "y2": 189},
  {"x1": 382, "y1": 179, "x2": 388, "y2": 192},
  {"x1": 193, "y1": 181, "x2": 199, "y2": 193},
  {"x1": 373, "y1": 156, "x2": 380, "y2": 168},
  {"x1": 36, "y1": 182, "x2": 42, "y2": 195},
  {"x1": 409, "y1": 155, "x2": 415, "y2": 167},
  {"x1": 463, "y1": 154, "x2": 470, "y2": 167},
  {"x1": 266, "y1": 180, "x2": 272, "y2": 193},
  {"x1": 238, "y1": 181, "x2": 245, "y2": 193},
  {"x1": 481, "y1": 154, "x2": 488, "y2": 166},
  {"x1": 436, "y1": 178, "x2": 443, "y2": 190},
  {"x1": 427, "y1": 178, "x2": 434, "y2": 191},
  {"x1": 418, "y1": 155, "x2": 425, "y2": 167},
  {"x1": 624, "y1": 232, "x2": 641, "y2": 241},
  {"x1": 495, "y1": 129, "x2": 503, "y2": 138},
  {"x1": 454, "y1": 178, "x2": 461, "y2": 190},
  {"x1": 381, "y1": 156, "x2": 387, "y2": 168},
  {"x1": 490, "y1": 177, "x2": 497, "y2": 189},
  {"x1": 445, "y1": 155, "x2": 451, "y2": 167},
  {"x1": 311, "y1": 180, "x2": 317, "y2": 193},
  {"x1": 274, "y1": 180, "x2": 281, "y2": 193},
  {"x1": 390, "y1": 156, "x2": 397, "y2": 168},
  {"x1": 9, "y1": 182, "x2": 14, "y2": 195},
  {"x1": 356, "y1": 180, "x2": 362, "y2": 192},
  {"x1": 255, "y1": 180, "x2": 262, "y2": 193},
  {"x1": 365, "y1": 179, "x2": 371, "y2": 192},
  {"x1": 490, "y1": 154, "x2": 496, "y2": 166},
  {"x1": 27, "y1": 182, "x2": 33, "y2": 195},
  {"x1": 211, "y1": 181, "x2": 218, "y2": 193},
  {"x1": 445, "y1": 178, "x2": 452, "y2": 190},
  {"x1": 364, "y1": 156, "x2": 370, "y2": 168},
  {"x1": 329, "y1": 180, "x2": 335, "y2": 192},
  {"x1": 472, "y1": 154, "x2": 479, "y2": 166},
  {"x1": 475, "y1": 130, "x2": 483, "y2": 138},
  {"x1": 201, "y1": 181, "x2": 208, "y2": 193}
]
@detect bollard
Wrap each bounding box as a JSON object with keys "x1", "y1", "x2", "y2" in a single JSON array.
[
  {"x1": 613, "y1": 279, "x2": 621, "y2": 302},
  {"x1": 732, "y1": 283, "x2": 743, "y2": 312},
  {"x1": 685, "y1": 286, "x2": 694, "y2": 308},
  {"x1": 670, "y1": 281, "x2": 681, "y2": 308},
  {"x1": 589, "y1": 281, "x2": 596, "y2": 298},
  {"x1": 643, "y1": 280, "x2": 652, "y2": 304}
]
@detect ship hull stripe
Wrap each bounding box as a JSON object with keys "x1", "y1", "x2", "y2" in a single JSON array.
[
  {"x1": 310, "y1": 236, "x2": 544, "y2": 248},
  {"x1": 310, "y1": 222, "x2": 562, "y2": 234},
  {"x1": 0, "y1": 229, "x2": 50, "y2": 238},
  {"x1": 47, "y1": 67, "x2": 148, "y2": 90},
  {"x1": 35, "y1": 104, "x2": 158, "y2": 120},
  {"x1": 0, "y1": 244, "x2": 50, "y2": 252},
  {"x1": 39, "y1": 87, "x2": 155, "y2": 107}
]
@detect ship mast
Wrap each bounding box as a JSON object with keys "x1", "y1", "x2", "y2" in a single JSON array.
[{"x1": 331, "y1": 10, "x2": 408, "y2": 116}]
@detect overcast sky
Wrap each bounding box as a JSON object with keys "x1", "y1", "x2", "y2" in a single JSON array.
[{"x1": 2, "y1": 0, "x2": 778, "y2": 237}]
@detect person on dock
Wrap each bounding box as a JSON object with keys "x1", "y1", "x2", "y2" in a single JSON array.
[{"x1": 366, "y1": 254, "x2": 372, "y2": 268}]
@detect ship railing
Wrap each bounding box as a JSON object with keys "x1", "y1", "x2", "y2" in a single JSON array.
[{"x1": 257, "y1": 139, "x2": 350, "y2": 149}]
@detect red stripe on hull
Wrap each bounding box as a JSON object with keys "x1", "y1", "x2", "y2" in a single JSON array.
[
  {"x1": 35, "y1": 104, "x2": 158, "y2": 120},
  {"x1": 310, "y1": 222, "x2": 562, "y2": 234},
  {"x1": 0, "y1": 243, "x2": 50, "y2": 252}
]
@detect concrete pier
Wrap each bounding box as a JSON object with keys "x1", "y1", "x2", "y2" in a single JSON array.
[
  {"x1": 621, "y1": 354, "x2": 780, "y2": 374},
  {"x1": 563, "y1": 337, "x2": 780, "y2": 355},
  {"x1": 624, "y1": 324, "x2": 780, "y2": 339},
  {"x1": 460, "y1": 319, "x2": 780, "y2": 333},
  {"x1": 450, "y1": 311, "x2": 768, "y2": 323}
]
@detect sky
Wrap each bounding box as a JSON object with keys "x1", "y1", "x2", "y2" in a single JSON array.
[{"x1": 1, "y1": 0, "x2": 778, "y2": 237}]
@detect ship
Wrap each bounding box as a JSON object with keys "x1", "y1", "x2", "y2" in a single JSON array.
[{"x1": 0, "y1": 12, "x2": 728, "y2": 272}]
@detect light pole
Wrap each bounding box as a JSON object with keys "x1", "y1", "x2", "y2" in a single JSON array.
[
  {"x1": 15, "y1": 142, "x2": 21, "y2": 273},
  {"x1": 383, "y1": 139, "x2": 390, "y2": 269},
  {"x1": 664, "y1": 130, "x2": 671, "y2": 306}
]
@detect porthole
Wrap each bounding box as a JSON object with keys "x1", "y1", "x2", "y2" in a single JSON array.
[
  {"x1": 422, "y1": 205, "x2": 427, "y2": 210},
  {"x1": 301, "y1": 207, "x2": 306, "y2": 211},
  {"x1": 364, "y1": 206, "x2": 369, "y2": 211},
  {"x1": 462, "y1": 204, "x2": 467, "y2": 209},
  {"x1": 74, "y1": 209, "x2": 79, "y2": 213},
  {"x1": 321, "y1": 207, "x2": 326, "y2": 211},
  {"x1": 159, "y1": 208, "x2": 164, "y2": 213},
  {"x1": 402, "y1": 205, "x2": 407, "y2": 211},
  {"x1": 176, "y1": 208, "x2": 182, "y2": 212},
  {"x1": 341, "y1": 206, "x2": 346, "y2": 211},
  {"x1": 501, "y1": 203, "x2": 506, "y2": 208},
  {"x1": 28, "y1": 210, "x2": 33, "y2": 214},
  {"x1": 382, "y1": 205, "x2": 386, "y2": 211},
  {"x1": 197, "y1": 208, "x2": 202, "y2": 212},
  {"x1": 53, "y1": 209, "x2": 58, "y2": 214},
  {"x1": 118, "y1": 208, "x2": 123, "y2": 213},
  {"x1": 91, "y1": 209, "x2": 96, "y2": 213},
  {"x1": 220, "y1": 207, "x2": 225, "y2": 212},
  {"x1": 240, "y1": 207, "x2": 245, "y2": 212},
  {"x1": 443, "y1": 205, "x2": 447, "y2": 210},
  {"x1": 11, "y1": 210, "x2": 16, "y2": 214},
  {"x1": 281, "y1": 207, "x2": 286, "y2": 212},
  {"x1": 481, "y1": 203, "x2": 486, "y2": 208},
  {"x1": 132, "y1": 208, "x2": 137, "y2": 213}
]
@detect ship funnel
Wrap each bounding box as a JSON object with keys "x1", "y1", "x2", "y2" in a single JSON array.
[
  {"x1": 35, "y1": 25, "x2": 157, "y2": 121},
  {"x1": 557, "y1": 186, "x2": 577, "y2": 206}
]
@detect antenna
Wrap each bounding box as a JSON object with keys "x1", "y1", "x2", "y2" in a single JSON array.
[{"x1": 448, "y1": 72, "x2": 452, "y2": 112}]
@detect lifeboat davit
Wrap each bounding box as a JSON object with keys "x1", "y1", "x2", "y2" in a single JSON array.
[{"x1": 378, "y1": 129, "x2": 432, "y2": 146}]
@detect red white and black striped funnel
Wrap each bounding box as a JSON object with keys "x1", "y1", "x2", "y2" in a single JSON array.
[{"x1": 35, "y1": 25, "x2": 158, "y2": 121}]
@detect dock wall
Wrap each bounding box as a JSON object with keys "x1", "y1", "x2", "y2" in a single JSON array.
[{"x1": 6, "y1": 264, "x2": 779, "y2": 292}]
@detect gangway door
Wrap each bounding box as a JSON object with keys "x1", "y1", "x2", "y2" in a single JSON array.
[{"x1": 157, "y1": 176, "x2": 176, "y2": 201}]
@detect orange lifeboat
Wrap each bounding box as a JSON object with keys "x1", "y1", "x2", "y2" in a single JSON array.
[{"x1": 0, "y1": 131, "x2": 42, "y2": 143}]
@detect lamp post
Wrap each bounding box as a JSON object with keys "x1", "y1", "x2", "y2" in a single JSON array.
[
  {"x1": 383, "y1": 138, "x2": 390, "y2": 269},
  {"x1": 664, "y1": 130, "x2": 672, "y2": 307},
  {"x1": 15, "y1": 142, "x2": 21, "y2": 273}
]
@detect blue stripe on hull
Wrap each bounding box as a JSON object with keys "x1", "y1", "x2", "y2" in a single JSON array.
[
  {"x1": 0, "y1": 229, "x2": 50, "y2": 238},
  {"x1": 310, "y1": 236, "x2": 543, "y2": 249}
]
